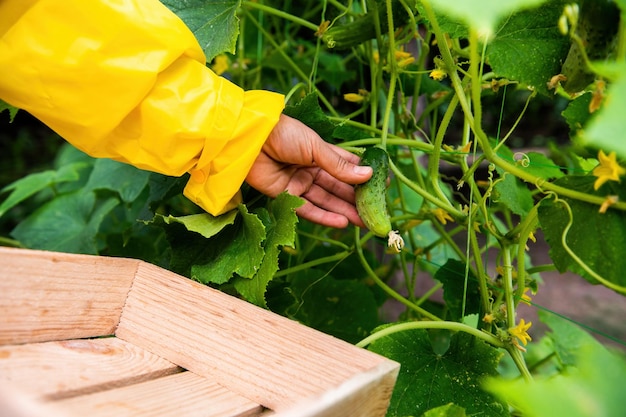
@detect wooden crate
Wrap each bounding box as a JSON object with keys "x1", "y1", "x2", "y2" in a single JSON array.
[{"x1": 0, "y1": 247, "x2": 399, "y2": 417}]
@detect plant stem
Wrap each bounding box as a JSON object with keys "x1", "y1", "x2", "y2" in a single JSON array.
[
  {"x1": 354, "y1": 228, "x2": 441, "y2": 321},
  {"x1": 242, "y1": 1, "x2": 319, "y2": 31},
  {"x1": 507, "y1": 346, "x2": 533, "y2": 381},
  {"x1": 514, "y1": 205, "x2": 539, "y2": 303},
  {"x1": 357, "y1": 319, "x2": 505, "y2": 348},
  {"x1": 389, "y1": 158, "x2": 465, "y2": 218},
  {"x1": 274, "y1": 251, "x2": 351, "y2": 278}
]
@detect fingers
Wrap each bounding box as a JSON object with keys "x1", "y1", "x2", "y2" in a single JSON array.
[
  {"x1": 300, "y1": 182, "x2": 365, "y2": 227},
  {"x1": 312, "y1": 140, "x2": 373, "y2": 185},
  {"x1": 295, "y1": 198, "x2": 366, "y2": 229}
]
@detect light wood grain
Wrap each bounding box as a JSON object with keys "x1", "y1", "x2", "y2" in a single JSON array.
[
  {"x1": 0, "y1": 247, "x2": 138, "y2": 344},
  {"x1": 0, "y1": 337, "x2": 181, "y2": 400},
  {"x1": 272, "y1": 362, "x2": 398, "y2": 417},
  {"x1": 116, "y1": 262, "x2": 400, "y2": 413},
  {"x1": 52, "y1": 372, "x2": 264, "y2": 417}
]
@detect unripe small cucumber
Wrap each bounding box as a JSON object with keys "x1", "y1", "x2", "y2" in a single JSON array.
[
  {"x1": 322, "y1": 0, "x2": 414, "y2": 50},
  {"x1": 561, "y1": 0, "x2": 619, "y2": 93},
  {"x1": 355, "y1": 146, "x2": 404, "y2": 252}
]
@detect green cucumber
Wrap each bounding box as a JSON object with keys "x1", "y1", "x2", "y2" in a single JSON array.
[
  {"x1": 322, "y1": 0, "x2": 415, "y2": 50},
  {"x1": 355, "y1": 146, "x2": 404, "y2": 252},
  {"x1": 561, "y1": 0, "x2": 620, "y2": 94}
]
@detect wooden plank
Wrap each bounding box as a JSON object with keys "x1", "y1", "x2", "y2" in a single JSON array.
[
  {"x1": 51, "y1": 372, "x2": 264, "y2": 417},
  {"x1": 0, "y1": 337, "x2": 182, "y2": 400},
  {"x1": 116, "y1": 263, "x2": 399, "y2": 413},
  {"x1": 273, "y1": 362, "x2": 398, "y2": 417},
  {"x1": 0, "y1": 248, "x2": 139, "y2": 344}
]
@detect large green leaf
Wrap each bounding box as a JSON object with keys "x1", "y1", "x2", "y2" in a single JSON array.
[
  {"x1": 286, "y1": 270, "x2": 379, "y2": 344},
  {"x1": 487, "y1": 1, "x2": 570, "y2": 96},
  {"x1": 162, "y1": 0, "x2": 241, "y2": 61},
  {"x1": 538, "y1": 175, "x2": 626, "y2": 290},
  {"x1": 11, "y1": 191, "x2": 118, "y2": 254},
  {"x1": 485, "y1": 312, "x2": 626, "y2": 417},
  {"x1": 233, "y1": 192, "x2": 303, "y2": 306},
  {"x1": 368, "y1": 329, "x2": 507, "y2": 417},
  {"x1": 191, "y1": 204, "x2": 265, "y2": 284},
  {"x1": 427, "y1": 0, "x2": 549, "y2": 36},
  {"x1": 85, "y1": 158, "x2": 151, "y2": 203},
  {"x1": 537, "y1": 310, "x2": 602, "y2": 368},
  {"x1": 153, "y1": 204, "x2": 263, "y2": 280},
  {"x1": 0, "y1": 163, "x2": 85, "y2": 217}
]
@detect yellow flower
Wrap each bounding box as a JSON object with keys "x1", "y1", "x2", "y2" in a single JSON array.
[
  {"x1": 483, "y1": 313, "x2": 495, "y2": 324},
  {"x1": 211, "y1": 54, "x2": 229, "y2": 75},
  {"x1": 430, "y1": 68, "x2": 447, "y2": 81},
  {"x1": 398, "y1": 56, "x2": 416, "y2": 68},
  {"x1": 593, "y1": 150, "x2": 626, "y2": 190},
  {"x1": 509, "y1": 318, "x2": 532, "y2": 348},
  {"x1": 520, "y1": 288, "x2": 532, "y2": 305},
  {"x1": 432, "y1": 208, "x2": 454, "y2": 225}
]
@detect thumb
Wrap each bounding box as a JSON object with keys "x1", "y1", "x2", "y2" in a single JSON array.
[{"x1": 313, "y1": 140, "x2": 373, "y2": 185}]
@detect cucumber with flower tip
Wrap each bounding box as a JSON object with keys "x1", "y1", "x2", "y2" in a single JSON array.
[
  {"x1": 355, "y1": 146, "x2": 404, "y2": 252},
  {"x1": 561, "y1": 0, "x2": 620, "y2": 94}
]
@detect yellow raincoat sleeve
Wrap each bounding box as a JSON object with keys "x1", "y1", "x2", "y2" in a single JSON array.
[{"x1": 0, "y1": 0, "x2": 285, "y2": 215}]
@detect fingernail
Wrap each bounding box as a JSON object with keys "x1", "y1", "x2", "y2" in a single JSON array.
[{"x1": 354, "y1": 166, "x2": 372, "y2": 176}]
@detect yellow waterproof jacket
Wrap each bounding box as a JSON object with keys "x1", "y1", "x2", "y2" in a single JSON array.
[{"x1": 0, "y1": 0, "x2": 285, "y2": 215}]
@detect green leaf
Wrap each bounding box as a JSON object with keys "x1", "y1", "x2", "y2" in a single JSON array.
[
  {"x1": 152, "y1": 211, "x2": 237, "y2": 239},
  {"x1": 368, "y1": 330, "x2": 507, "y2": 417},
  {"x1": 428, "y1": 0, "x2": 549, "y2": 37},
  {"x1": 487, "y1": 1, "x2": 570, "y2": 95},
  {"x1": 152, "y1": 203, "x2": 263, "y2": 280},
  {"x1": 496, "y1": 144, "x2": 564, "y2": 179},
  {"x1": 492, "y1": 172, "x2": 534, "y2": 217},
  {"x1": 283, "y1": 93, "x2": 337, "y2": 142},
  {"x1": 492, "y1": 145, "x2": 563, "y2": 216},
  {"x1": 85, "y1": 158, "x2": 151, "y2": 203},
  {"x1": 0, "y1": 98, "x2": 18, "y2": 122},
  {"x1": 421, "y1": 403, "x2": 467, "y2": 417},
  {"x1": 415, "y1": 4, "x2": 468, "y2": 39},
  {"x1": 538, "y1": 175, "x2": 626, "y2": 290},
  {"x1": 191, "y1": 204, "x2": 265, "y2": 284},
  {"x1": 286, "y1": 270, "x2": 379, "y2": 344},
  {"x1": 233, "y1": 192, "x2": 303, "y2": 306},
  {"x1": 434, "y1": 259, "x2": 481, "y2": 320},
  {"x1": 537, "y1": 310, "x2": 602, "y2": 368},
  {"x1": 485, "y1": 313, "x2": 626, "y2": 417},
  {"x1": 580, "y1": 64, "x2": 626, "y2": 160},
  {"x1": 162, "y1": 0, "x2": 241, "y2": 61},
  {"x1": 11, "y1": 191, "x2": 118, "y2": 254},
  {"x1": 562, "y1": 93, "x2": 593, "y2": 136},
  {"x1": 0, "y1": 163, "x2": 86, "y2": 217}
]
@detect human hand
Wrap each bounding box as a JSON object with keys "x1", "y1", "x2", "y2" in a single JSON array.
[{"x1": 245, "y1": 114, "x2": 373, "y2": 228}]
